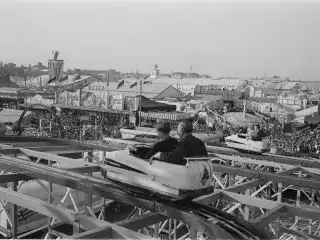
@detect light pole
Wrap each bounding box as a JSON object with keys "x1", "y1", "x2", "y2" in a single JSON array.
[
  {"x1": 17, "y1": 68, "x2": 31, "y2": 109},
  {"x1": 134, "y1": 74, "x2": 149, "y2": 127}
]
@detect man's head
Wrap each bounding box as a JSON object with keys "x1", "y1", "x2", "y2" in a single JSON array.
[
  {"x1": 254, "y1": 124, "x2": 261, "y2": 131},
  {"x1": 156, "y1": 121, "x2": 171, "y2": 139},
  {"x1": 177, "y1": 120, "x2": 193, "y2": 138}
]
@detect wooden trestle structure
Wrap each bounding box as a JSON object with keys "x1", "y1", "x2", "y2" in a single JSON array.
[{"x1": 0, "y1": 135, "x2": 319, "y2": 239}]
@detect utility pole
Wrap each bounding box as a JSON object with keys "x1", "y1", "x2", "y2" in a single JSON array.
[
  {"x1": 139, "y1": 78, "x2": 142, "y2": 126},
  {"x1": 18, "y1": 68, "x2": 31, "y2": 109},
  {"x1": 134, "y1": 74, "x2": 149, "y2": 127},
  {"x1": 24, "y1": 76, "x2": 27, "y2": 107}
]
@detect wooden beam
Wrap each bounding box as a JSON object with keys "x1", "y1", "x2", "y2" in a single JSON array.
[
  {"x1": 70, "y1": 226, "x2": 112, "y2": 239},
  {"x1": 49, "y1": 150, "x2": 85, "y2": 155},
  {"x1": 0, "y1": 173, "x2": 33, "y2": 183},
  {"x1": 221, "y1": 191, "x2": 279, "y2": 210},
  {"x1": 67, "y1": 165, "x2": 100, "y2": 173},
  {"x1": 0, "y1": 148, "x2": 20, "y2": 155},
  {"x1": 194, "y1": 191, "x2": 223, "y2": 205},
  {"x1": 250, "y1": 205, "x2": 285, "y2": 228},
  {"x1": 25, "y1": 145, "x2": 85, "y2": 153},
  {"x1": 279, "y1": 226, "x2": 320, "y2": 240},
  {"x1": 0, "y1": 154, "x2": 233, "y2": 240},
  {"x1": 222, "y1": 191, "x2": 320, "y2": 221},
  {"x1": 195, "y1": 168, "x2": 300, "y2": 205},
  {"x1": 206, "y1": 145, "x2": 320, "y2": 169},
  {"x1": 0, "y1": 186, "x2": 154, "y2": 240},
  {"x1": 19, "y1": 148, "x2": 97, "y2": 167},
  {"x1": 214, "y1": 154, "x2": 320, "y2": 175},
  {"x1": 211, "y1": 164, "x2": 320, "y2": 190},
  {"x1": 224, "y1": 179, "x2": 266, "y2": 193},
  {"x1": 115, "y1": 212, "x2": 168, "y2": 231}
]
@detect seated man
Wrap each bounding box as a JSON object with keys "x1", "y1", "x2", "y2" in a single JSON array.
[
  {"x1": 254, "y1": 124, "x2": 267, "y2": 141},
  {"x1": 163, "y1": 120, "x2": 208, "y2": 165},
  {"x1": 144, "y1": 122, "x2": 178, "y2": 160}
]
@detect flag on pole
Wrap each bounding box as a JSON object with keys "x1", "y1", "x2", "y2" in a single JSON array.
[
  {"x1": 117, "y1": 79, "x2": 125, "y2": 89},
  {"x1": 59, "y1": 75, "x2": 68, "y2": 83},
  {"x1": 48, "y1": 76, "x2": 56, "y2": 84},
  {"x1": 143, "y1": 80, "x2": 152, "y2": 84},
  {"x1": 129, "y1": 80, "x2": 138, "y2": 89}
]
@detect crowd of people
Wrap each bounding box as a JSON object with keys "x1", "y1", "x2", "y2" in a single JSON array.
[
  {"x1": 14, "y1": 105, "x2": 320, "y2": 157},
  {"x1": 23, "y1": 108, "x2": 132, "y2": 140}
]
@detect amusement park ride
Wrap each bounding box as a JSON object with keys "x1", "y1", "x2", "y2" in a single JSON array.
[
  {"x1": 0, "y1": 106, "x2": 320, "y2": 240},
  {"x1": 0, "y1": 65, "x2": 318, "y2": 239}
]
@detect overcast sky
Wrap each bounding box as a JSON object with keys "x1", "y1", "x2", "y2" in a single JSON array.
[{"x1": 0, "y1": 0, "x2": 319, "y2": 80}]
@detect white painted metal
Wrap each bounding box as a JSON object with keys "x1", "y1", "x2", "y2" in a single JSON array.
[
  {"x1": 225, "y1": 134, "x2": 270, "y2": 153},
  {"x1": 102, "y1": 149, "x2": 213, "y2": 197}
]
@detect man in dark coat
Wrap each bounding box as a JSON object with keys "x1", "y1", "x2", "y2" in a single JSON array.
[{"x1": 163, "y1": 120, "x2": 208, "y2": 165}]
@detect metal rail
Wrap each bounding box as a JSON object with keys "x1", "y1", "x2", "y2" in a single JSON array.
[{"x1": 0, "y1": 153, "x2": 271, "y2": 240}]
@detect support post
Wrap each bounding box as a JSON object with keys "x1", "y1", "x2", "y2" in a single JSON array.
[
  {"x1": 276, "y1": 182, "x2": 283, "y2": 237},
  {"x1": 168, "y1": 219, "x2": 172, "y2": 240},
  {"x1": 55, "y1": 92, "x2": 58, "y2": 104},
  {"x1": 309, "y1": 192, "x2": 315, "y2": 235},
  {"x1": 244, "y1": 188, "x2": 251, "y2": 221},
  {"x1": 85, "y1": 151, "x2": 93, "y2": 208},
  {"x1": 190, "y1": 225, "x2": 197, "y2": 239},
  {"x1": 65, "y1": 90, "x2": 69, "y2": 105},
  {"x1": 78, "y1": 89, "x2": 82, "y2": 106},
  {"x1": 173, "y1": 219, "x2": 177, "y2": 240},
  {"x1": 39, "y1": 118, "x2": 42, "y2": 136},
  {"x1": 294, "y1": 171, "x2": 302, "y2": 239},
  {"x1": 154, "y1": 223, "x2": 159, "y2": 239},
  {"x1": 11, "y1": 181, "x2": 17, "y2": 239},
  {"x1": 48, "y1": 160, "x2": 53, "y2": 238}
]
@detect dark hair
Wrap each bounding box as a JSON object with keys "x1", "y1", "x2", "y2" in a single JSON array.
[
  {"x1": 256, "y1": 124, "x2": 261, "y2": 129},
  {"x1": 156, "y1": 121, "x2": 171, "y2": 134},
  {"x1": 179, "y1": 120, "x2": 193, "y2": 134}
]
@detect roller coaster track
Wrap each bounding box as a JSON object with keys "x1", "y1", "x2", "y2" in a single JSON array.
[{"x1": 0, "y1": 153, "x2": 272, "y2": 240}]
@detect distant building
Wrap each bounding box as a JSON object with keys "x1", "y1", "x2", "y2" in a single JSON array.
[
  {"x1": 208, "y1": 78, "x2": 241, "y2": 91},
  {"x1": 246, "y1": 86, "x2": 277, "y2": 98},
  {"x1": 275, "y1": 82, "x2": 300, "y2": 94},
  {"x1": 248, "y1": 98, "x2": 278, "y2": 116},
  {"x1": 0, "y1": 74, "x2": 19, "y2": 88},
  {"x1": 84, "y1": 80, "x2": 183, "y2": 100},
  {"x1": 28, "y1": 75, "x2": 50, "y2": 88},
  {"x1": 48, "y1": 51, "x2": 64, "y2": 85},
  {"x1": 277, "y1": 94, "x2": 307, "y2": 111},
  {"x1": 171, "y1": 72, "x2": 185, "y2": 79},
  {"x1": 31, "y1": 62, "x2": 48, "y2": 72}
]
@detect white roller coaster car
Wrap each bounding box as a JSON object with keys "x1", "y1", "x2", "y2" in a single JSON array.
[
  {"x1": 101, "y1": 145, "x2": 214, "y2": 200},
  {"x1": 225, "y1": 134, "x2": 270, "y2": 153}
]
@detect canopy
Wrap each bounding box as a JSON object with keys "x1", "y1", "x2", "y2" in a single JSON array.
[{"x1": 138, "y1": 95, "x2": 176, "y2": 112}]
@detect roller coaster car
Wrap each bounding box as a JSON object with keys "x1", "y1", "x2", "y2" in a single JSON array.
[
  {"x1": 101, "y1": 145, "x2": 214, "y2": 200},
  {"x1": 225, "y1": 134, "x2": 270, "y2": 153}
]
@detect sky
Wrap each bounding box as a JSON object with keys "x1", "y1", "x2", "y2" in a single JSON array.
[{"x1": 0, "y1": 0, "x2": 320, "y2": 80}]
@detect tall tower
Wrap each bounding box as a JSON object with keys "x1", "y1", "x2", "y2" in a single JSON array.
[
  {"x1": 48, "y1": 51, "x2": 64, "y2": 86},
  {"x1": 150, "y1": 64, "x2": 159, "y2": 79}
]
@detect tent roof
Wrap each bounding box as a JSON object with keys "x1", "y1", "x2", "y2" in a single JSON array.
[{"x1": 138, "y1": 95, "x2": 176, "y2": 112}]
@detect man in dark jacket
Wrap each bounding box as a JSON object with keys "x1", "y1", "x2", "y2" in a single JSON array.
[
  {"x1": 163, "y1": 120, "x2": 208, "y2": 165},
  {"x1": 144, "y1": 122, "x2": 178, "y2": 160},
  {"x1": 254, "y1": 124, "x2": 267, "y2": 141}
]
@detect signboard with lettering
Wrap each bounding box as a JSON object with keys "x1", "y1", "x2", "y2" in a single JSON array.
[
  {"x1": 85, "y1": 83, "x2": 109, "y2": 92},
  {"x1": 109, "y1": 94, "x2": 124, "y2": 110}
]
